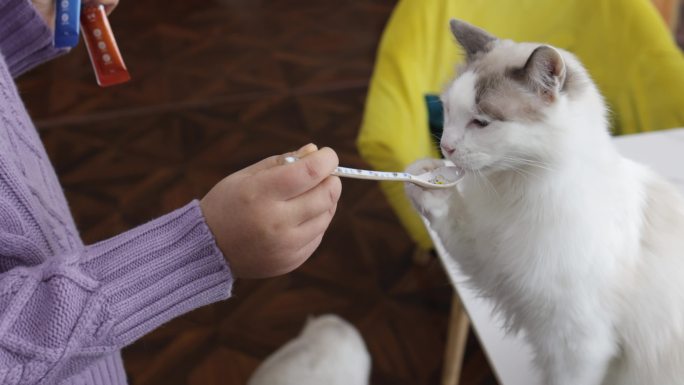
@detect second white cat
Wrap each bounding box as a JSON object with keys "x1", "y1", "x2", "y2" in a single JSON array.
[{"x1": 247, "y1": 314, "x2": 370, "y2": 385}]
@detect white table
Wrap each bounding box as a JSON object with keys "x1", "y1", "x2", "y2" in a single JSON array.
[{"x1": 429, "y1": 128, "x2": 684, "y2": 385}]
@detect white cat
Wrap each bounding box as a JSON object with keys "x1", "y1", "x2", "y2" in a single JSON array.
[
  {"x1": 406, "y1": 20, "x2": 684, "y2": 385},
  {"x1": 247, "y1": 314, "x2": 371, "y2": 385}
]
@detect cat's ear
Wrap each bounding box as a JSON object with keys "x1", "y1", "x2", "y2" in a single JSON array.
[
  {"x1": 522, "y1": 45, "x2": 567, "y2": 102},
  {"x1": 449, "y1": 19, "x2": 496, "y2": 61}
]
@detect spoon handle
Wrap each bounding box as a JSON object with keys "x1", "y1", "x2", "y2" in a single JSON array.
[
  {"x1": 283, "y1": 156, "x2": 418, "y2": 183},
  {"x1": 333, "y1": 166, "x2": 413, "y2": 182}
]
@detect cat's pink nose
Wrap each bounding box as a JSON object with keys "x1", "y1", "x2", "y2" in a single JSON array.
[{"x1": 441, "y1": 144, "x2": 456, "y2": 156}]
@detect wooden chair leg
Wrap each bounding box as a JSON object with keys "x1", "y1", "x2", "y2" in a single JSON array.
[{"x1": 442, "y1": 294, "x2": 470, "y2": 385}]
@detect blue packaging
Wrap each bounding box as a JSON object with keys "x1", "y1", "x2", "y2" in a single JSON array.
[{"x1": 54, "y1": 0, "x2": 82, "y2": 48}]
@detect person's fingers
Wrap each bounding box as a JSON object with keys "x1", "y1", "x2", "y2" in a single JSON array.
[
  {"x1": 292, "y1": 143, "x2": 318, "y2": 158},
  {"x1": 269, "y1": 231, "x2": 323, "y2": 276},
  {"x1": 82, "y1": 0, "x2": 117, "y2": 13},
  {"x1": 287, "y1": 176, "x2": 341, "y2": 225},
  {"x1": 278, "y1": 201, "x2": 335, "y2": 257},
  {"x1": 239, "y1": 143, "x2": 319, "y2": 176},
  {"x1": 290, "y1": 204, "x2": 336, "y2": 247},
  {"x1": 103, "y1": 3, "x2": 117, "y2": 14},
  {"x1": 260, "y1": 147, "x2": 339, "y2": 200},
  {"x1": 239, "y1": 154, "x2": 283, "y2": 176},
  {"x1": 293, "y1": 232, "x2": 326, "y2": 268}
]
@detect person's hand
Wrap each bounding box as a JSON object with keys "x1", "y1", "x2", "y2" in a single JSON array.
[
  {"x1": 200, "y1": 144, "x2": 342, "y2": 279},
  {"x1": 83, "y1": 0, "x2": 118, "y2": 15},
  {"x1": 31, "y1": 0, "x2": 119, "y2": 32}
]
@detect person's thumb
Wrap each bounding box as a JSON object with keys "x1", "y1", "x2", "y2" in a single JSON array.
[{"x1": 241, "y1": 143, "x2": 319, "y2": 175}]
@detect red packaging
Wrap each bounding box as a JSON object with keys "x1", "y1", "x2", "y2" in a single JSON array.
[{"x1": 80, "y1": 5, "x2": 130, "y2": 87}]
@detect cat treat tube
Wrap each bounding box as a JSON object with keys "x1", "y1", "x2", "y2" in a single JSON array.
[
  {"x1": 54, "y1": 0, "x2": 82, "y2": 48},
  {"x1": 81, "y1": 5, "x2": 131, "y2": 87}
]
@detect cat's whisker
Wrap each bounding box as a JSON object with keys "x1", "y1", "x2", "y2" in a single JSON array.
[
  {"x1": 505, "y1": 162, "x2": 543, "y2": 176},
  {"x1": 500, "y1": 155, "x2": 553, "y2": 174},
  {"x1": 504, "y1": 153, "x2": 554, "y2": 171},
  {"x1": 509, "y1": 168, "x2": 529, "y2": 181},
  {"x1": 472, "y1": 169, "x2": 485, "y2": 194},
  {"x1": 500, "y1": 159, "x2": 540, "y2": 181},
  {"x1": 515, "y1": 161, "x2": 552, "y2": 172},
  {"x1": 481, "y1": 170, "x2": 501, "y2": 199},
  {"x1": 509, "y1": 166, "x2": 535, "y2": 181},
  {"x1": 501, "y1": 155, "x2": 547, "y2": 167},
  {"x1": 474, "y1": 169, "x2": 501, "y2": 199}
]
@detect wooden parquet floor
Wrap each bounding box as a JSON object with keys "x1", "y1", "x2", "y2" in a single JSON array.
[{"x1": 16, "y1": 1, "x2": 683, "y2": 384}]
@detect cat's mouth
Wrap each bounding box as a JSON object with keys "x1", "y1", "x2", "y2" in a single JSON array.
[
  {"x1": 447, "y1": 160, "x2": 497, "y2": 176},
  {"x1": 451, "y1": 164, "x2": 470, "y2": 175},
  {"x1": 445, "y1": 157, "x2": 486, "y2": 175},
  {"x1": 444, "y1": 159, "x2": 473, "y2": 174},
  {"x1": 444, "y1": 151, "x2": 493, "y2": 174}
]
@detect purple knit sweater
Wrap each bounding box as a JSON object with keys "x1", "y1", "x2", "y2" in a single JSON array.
[{"x1": 0, "y1": 0, "x2": 234, "y2": 383}]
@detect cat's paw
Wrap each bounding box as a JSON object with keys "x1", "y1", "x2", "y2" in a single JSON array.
[{"x1": 404, "y1": 159, "x2": 453, "y2": 221}]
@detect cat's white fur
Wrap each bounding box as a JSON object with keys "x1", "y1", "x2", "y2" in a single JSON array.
[
  {"x1": 406, "y1": 20, "x2": 684, "y2": 385},
  {"x1": 247, "y1": 314, "x2": 371, "y2": 385}
]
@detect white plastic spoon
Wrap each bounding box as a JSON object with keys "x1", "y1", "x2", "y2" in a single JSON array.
[{"x1": 283, "y1": 156, "x2": 463, "y2": 189}]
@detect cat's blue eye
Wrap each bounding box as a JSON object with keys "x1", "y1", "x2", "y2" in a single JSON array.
[{"x1": 471, "y1": 119, "x2": 490, "y2": 128}]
